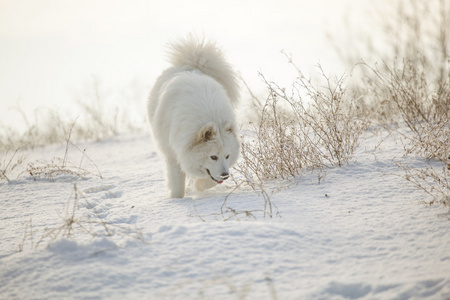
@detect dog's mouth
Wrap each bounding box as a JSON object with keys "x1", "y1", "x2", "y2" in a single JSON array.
[{"x1": 206, "y1": 169, "x2": 223, "y2": 184}]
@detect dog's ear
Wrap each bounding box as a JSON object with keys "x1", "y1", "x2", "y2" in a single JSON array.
[
  {"x1": 199, "y1": 122, "x2": 217, "y2": 142},
  {"x1": 224, "y1": 120, "x2": 236, "y2": 135}
]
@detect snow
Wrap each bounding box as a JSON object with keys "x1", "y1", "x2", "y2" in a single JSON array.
[{"x1": 1, "y1": 130, "x2": 449, "y2": 299}]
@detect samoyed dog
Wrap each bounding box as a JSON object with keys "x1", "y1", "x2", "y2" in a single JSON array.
[{"x1": 147, "y1": 36, "x2": 240, "y2": 198}]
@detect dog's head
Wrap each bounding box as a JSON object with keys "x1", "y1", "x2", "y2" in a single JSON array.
[{"x1": 189, "y1": 120, "x2": 240, "y2": 183}]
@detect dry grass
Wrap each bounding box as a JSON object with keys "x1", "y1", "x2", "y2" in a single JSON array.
[
  {"x1": 0, "y1": 77, "x2": 145, "y2": 150},
  {"x1": 0, "y1": 146, "x2": 26, "y2": 182},
  {"x1": 329, "y1": 0, "x2": 450, "y2": 210},
  {"x1": 228, "y1": 59, "x2": 371, "y2": 218},
  {"x1": 0, "y1": 119, "x2": 103, "y2": 183},
  {"x1": 234, "y1": 59, "x2": 370, "y2": 181},
  {"x1": 0, "y1": 77, "x2": 134, "y2": 181},
  {"x1": 24, "y1": 120, "x2": 103, "y2": 181},
  {"x1": 363, "y1": 59, "x2": 449, "y2": 152},
  {"x1": 362, "y1": 59, "x2": 449, "y2": 207},
  {"x1": 330, "y1": 0, "x2": 449, "y2": 86},
  {"x1": 0, "y1": 108, "x2": 68, "y2": 149}
]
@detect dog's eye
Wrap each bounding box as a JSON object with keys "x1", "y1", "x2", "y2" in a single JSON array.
[
  {"x1": 210, "y1": 155, "x2": 218, "y2": 161},
  {"x1": 226, "y1": 155, "x2": 230, "y2": 159}
]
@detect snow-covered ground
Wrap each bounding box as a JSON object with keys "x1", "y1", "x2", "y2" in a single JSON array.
[{"x1": 1, "y1": 129, "x2": 449, "y2": 299}]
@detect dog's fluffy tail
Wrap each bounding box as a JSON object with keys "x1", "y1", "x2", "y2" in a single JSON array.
[{"x1": 168, "y1": 35, "x2": 240, "y2": 108}]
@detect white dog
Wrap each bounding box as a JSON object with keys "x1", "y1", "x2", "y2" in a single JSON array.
[{"x1": 147, "y1": 36, "x2": 240, "y2": 198}]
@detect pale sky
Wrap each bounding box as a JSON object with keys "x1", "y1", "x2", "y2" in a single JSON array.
[{"x1": 0, "y1": 0, "x2": 372, "y2": 130}]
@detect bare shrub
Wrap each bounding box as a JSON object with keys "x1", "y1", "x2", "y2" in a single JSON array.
[
  {"x1": 364, "y1": 58, "x2": 449, "y2": 158},
  {"x1": 229, "y1": 60, "x2": 370, "y2": 218},
  {"x1": 364, "y1": 59, "x2": 450, "y2": 207},
  {"x1": 235, "y1": 60, "x2": 370, "y2": 183},
  {"x1": 331, "y1": 0, "x2": 450, "y2": 209},
  {"x1": 397, "y1": 162, "x2": 449, "y2": 207}
]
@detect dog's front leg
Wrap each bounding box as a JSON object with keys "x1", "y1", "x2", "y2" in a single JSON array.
[{"x1": 166, "y1": 161, "x2": 186, "y2": 198}]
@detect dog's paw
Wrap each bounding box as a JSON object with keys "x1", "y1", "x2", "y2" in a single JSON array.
[{"x1": 195, "y1": 177, "x2": 216, "y2": 192}]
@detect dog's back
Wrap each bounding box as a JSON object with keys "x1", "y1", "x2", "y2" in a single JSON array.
[
  {"x1": 147, "y1": 35, "x2": 239, "y2": 136},
  {"x1": 166, "y1": 35, "x2": 239, "y2": 108}
]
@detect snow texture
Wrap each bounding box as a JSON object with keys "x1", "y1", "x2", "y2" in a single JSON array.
[{"x1": 1, "y1": 131, "x2": 449, "y2": 299}]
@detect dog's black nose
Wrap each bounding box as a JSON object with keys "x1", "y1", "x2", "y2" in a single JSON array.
[{"x1": 220, "y1": 172, "x2": 229, "y2": 180}]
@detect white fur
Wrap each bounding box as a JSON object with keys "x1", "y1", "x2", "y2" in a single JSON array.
[{"x1": 147, "y1": 36, "x2": 240, "y2": 198}]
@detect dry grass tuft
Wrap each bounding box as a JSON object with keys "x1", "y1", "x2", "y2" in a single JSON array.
[
  {"x1": 24, "y1": 120, "x2": 103, "y2": 181},
  {"x1": 0, "y1": 77, "x2": 145, "y2": 150}
]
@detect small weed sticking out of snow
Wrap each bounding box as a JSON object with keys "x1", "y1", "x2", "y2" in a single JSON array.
[
  {"x1": 264, "y1": 273, "x2": 279, "y2": 300},
  {"x1": 196, "y1": 277, "x2": 252, "y2": 300},
  {"x1": 171, "y1": 273, "x2": 278, "y2": 300},
  {"x1": 18, "y1": 183, "x2": 146, "y2": 252},
  {"x1": 226, "y1": 175, "x2": 280, "y2": 220},
  {"x1": 0, "y1": 145, "x2": 26, "y2": 182},
  {"x1": 18, "y1": 218, "x2": 34, "y2": 252}
]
